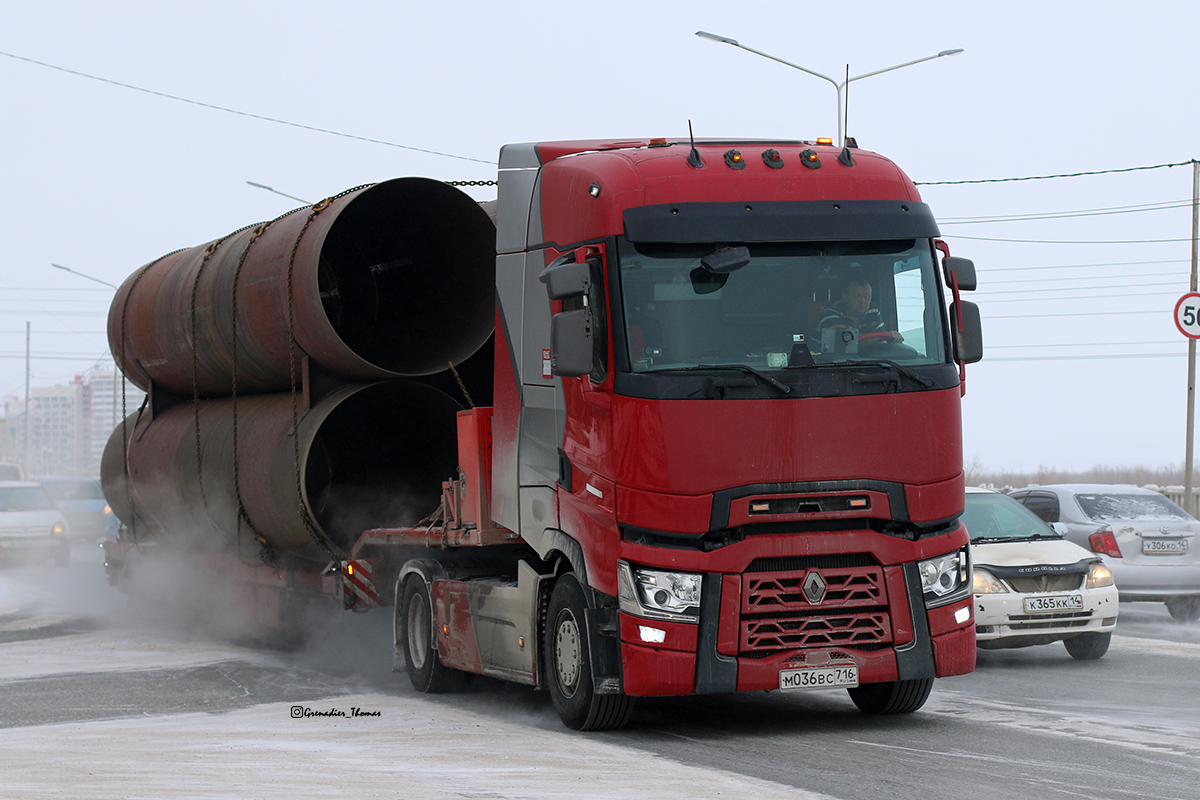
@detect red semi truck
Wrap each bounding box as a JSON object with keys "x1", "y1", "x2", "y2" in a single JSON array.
[{"x1": 102, "y1": 137, "x2": 983, "y2": 731}]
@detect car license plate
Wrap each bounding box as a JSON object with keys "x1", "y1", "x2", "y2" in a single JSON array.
[
  {"x1": 779, "y1": 664, "x2": 858, "y2": 691},
  {"x1": 1023, "y1": 594, "x2": 1084, "y2": 613},
  {"x1": 1142, "y1": 538, "x2": 1188, "y2": 555}
]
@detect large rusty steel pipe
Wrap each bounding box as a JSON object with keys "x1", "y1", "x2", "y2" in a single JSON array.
[
  {"x1": 108, "y1": 178, "x2": 496, "y2": 397},
  {"x1": 101, "y1": 382, "x2": 462, "y2": 563}
]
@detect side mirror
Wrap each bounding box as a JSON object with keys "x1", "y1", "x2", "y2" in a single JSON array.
[
  {"x1": 943, "y1": 256, "x2": 977, "y2": 292},
  {"x1": 549, "y1": 309, "x2": 593, "y2": 377},
  {"x1": 540, "y1": 258, "x2": 590, "y2": 301},
  {"x1": 1050, "y1": 522, "x2": 1069, "y2": 536},
  {"x1": 951, "y1": 300, "x2": 983, "y2": 364}
]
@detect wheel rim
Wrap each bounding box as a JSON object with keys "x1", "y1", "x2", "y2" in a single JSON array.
[
  {"x1": 554, "y1": 610, "x2": 582, "y2": 697},
  {"x1": 407, "y1": 592, "x2": 430, "y2": 669}
]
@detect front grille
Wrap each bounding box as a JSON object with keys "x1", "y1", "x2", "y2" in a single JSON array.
[
  {"x1": 1007, "y1": 610, "x2": 1093, "y2": 631},
  {"x1": 740, "y1": 565, "x2": 891, "y2": 653},
  {"x1": 1006, "y1": 574, "x2": 1084, "y2": 593}
]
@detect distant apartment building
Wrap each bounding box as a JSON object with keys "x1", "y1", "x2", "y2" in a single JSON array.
[{"x1": 4, "y1": 364, "x2": 145, "y2": 478}]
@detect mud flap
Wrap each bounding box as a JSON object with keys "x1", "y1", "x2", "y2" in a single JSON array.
[{"x1": 585, "y1": 605, "x2": 623, "y2": 694}]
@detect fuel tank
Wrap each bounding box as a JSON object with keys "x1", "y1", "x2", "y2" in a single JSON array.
[
  {"x1": 108, "y1": 177, "x2": 496, "y2": 397},
  {"x1": 100, "y1": 382, "x2": 462, "y2": 563}
]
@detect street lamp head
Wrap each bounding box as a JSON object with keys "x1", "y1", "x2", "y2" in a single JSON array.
[
  {"x1": 938, "y1": 49, "x2": 965, "y2": 57},
  {"x1": 695, "y1": 30, "x2": 739, "y2": 46}
]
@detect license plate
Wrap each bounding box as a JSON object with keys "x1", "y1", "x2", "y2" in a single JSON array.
[
  {"x1": 779, "y1": 664, "x2": 858, "y2": 691},
  {"x1": 1143, "y1": 538, "x2": 1188, "y2": 555},
  {"x1": 1023, "y1": 594, "x2": 1084, "y2": 613}
]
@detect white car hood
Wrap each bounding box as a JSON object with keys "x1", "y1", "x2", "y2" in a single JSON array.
[
  {"x1": 0, "y1": 509, "x2": 66, "y2": 531},
  {"x1": 972, "y1": 538, "x2": 1095, "y2": 568}
]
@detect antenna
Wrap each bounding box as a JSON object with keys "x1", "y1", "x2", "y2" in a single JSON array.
[{"x1": 687, "y1": 120, "x2": 704, "y2": 168}]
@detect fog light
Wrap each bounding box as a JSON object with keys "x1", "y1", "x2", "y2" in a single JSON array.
[
  {"x1": 954, "y1": 606, "x2": 971, "y2": 624},
  {"x1": 638, "y1": 625, "x2": 666, "y2": 644}
]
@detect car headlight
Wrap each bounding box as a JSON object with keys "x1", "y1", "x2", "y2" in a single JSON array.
[
  {"x1": 972, "y1": 568, "x2": 1008, "y2": 594},
  {"x1": 51, "y1": 522, "x2": 66, "y2": 537},
  {"x1": 617, "y1": 561, "x2": 701, "y2": 623},
  {"x1": 1086, "y1": 562, "x2": 1114, "y2": 589},
  {"x1": 919, "y1": 548, "x2": 971, "y2": 607}
]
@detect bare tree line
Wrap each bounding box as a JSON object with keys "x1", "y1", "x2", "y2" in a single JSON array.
[{"x1": 965, "y1": 460, "x2": 1198, "y2": 491}]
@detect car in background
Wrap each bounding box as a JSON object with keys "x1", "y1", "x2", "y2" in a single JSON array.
[
  {"x1": 39, "y1": 476, "x2": 114, "y2": 541},
  {"x1": 0, "y1": 480, "x2": 71, "y2": 566},
  {"x1": 1008, "y1": 484, "x2": 1200, "y2": 622},
  {"x1": 0, "y1": 462, "x2": 23, "y2": 481},
  {"x1": 965, "y1": 487, "x2": 1118, "y2": 659}
]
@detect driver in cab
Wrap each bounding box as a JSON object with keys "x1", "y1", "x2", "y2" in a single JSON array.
[{"x1": 815, "y1": 276, "x2": 902, "y2": 352}]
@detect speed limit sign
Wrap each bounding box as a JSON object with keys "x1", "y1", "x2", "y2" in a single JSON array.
[{"x1": 1177, "y1": 292, "x2": 1200, "y2": 339}]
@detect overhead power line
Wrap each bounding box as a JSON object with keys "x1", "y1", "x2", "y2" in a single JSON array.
[
  {"x1": 943, "y1": 233, "x2": 1193, "y2": 245},
  {"x1": 0, "y1": 51, "x2": 495, "y2": 165},
  {"x1": 917, "y1": 160, "x2": 1197, "y2": 185}
]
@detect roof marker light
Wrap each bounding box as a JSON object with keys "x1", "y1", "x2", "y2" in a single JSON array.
[
  {"x1": 724, "y1": 149, "x2": 746, "y2": 170},
  {"x1": 816, "y1": 138, "x2": 834, "y2": 146},
  {"x1": 762, "y1": 149, "x2": 784, "y2": 169},
  {"x1": 588, "y1": 182, "x2": 602, "y2": 197},
  {"x1": 800, "y1": 149, "x2": 821, "y2": 170}
]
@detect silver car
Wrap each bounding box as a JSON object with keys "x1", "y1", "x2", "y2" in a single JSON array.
[
  {"x1": 1008, "y1": 484, "x2": 1200, "y2": 622},
  {"x1": 966, "y1": 488, "x2": 1119, "y2": 659}
]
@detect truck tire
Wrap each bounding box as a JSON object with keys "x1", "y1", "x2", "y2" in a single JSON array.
[
  {"x1": 1064, "y1": 631, "x2": 1111, "y2": 660},
  {"x1": 847, "y1": 678, "x2": 933, "y2": 714},
  {"x1": 398, "y1": 574, "x2": 467, "y2": 693},
  {"x1": 544, "y1": 574, "x2": 635, "y2": 731},
  {"x1": 1165, "y1": 596, "x2": 1200, "y2": 622}
]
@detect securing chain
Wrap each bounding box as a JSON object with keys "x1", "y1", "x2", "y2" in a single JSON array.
[
  {"x1": 189, "y1": 237, "x2": 230, "y2": 514},
  {"x1": 446, "y1": 180, "x2": 497, "y2": 187},
  {"x1": 229, "y1": 221, "x2": 277, "y2": 566},
  {"x1": 117, "y1": 251, "x2": 181, "y2": 545},
  {"x1": 448, "y1": 360, "x2": 475, "y2": 409},
  {"x1": 283, "y1": 186, "x2": 374, "y2": 559}
]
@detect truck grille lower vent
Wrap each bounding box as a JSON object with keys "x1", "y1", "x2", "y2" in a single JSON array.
[{"x1": 739, "y1": 565, "x2": 891, "y2": 654}]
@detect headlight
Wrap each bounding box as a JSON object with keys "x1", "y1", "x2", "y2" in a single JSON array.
[
  {"x1": 1086, "y1": 562, "x2": 1114, "y2": 589},
  {"x1": 972, "y1": 568, "x2": 1008, "y2": 594},
  {"x1": 919, "y1": 548, "x2": 971, "y2": 607},
  {"x1": 617, "y1": 562, "x2": 701, "y2": 623},
  {"x1": 51, "y1": 522, "x2": 66, "y2": 537}
]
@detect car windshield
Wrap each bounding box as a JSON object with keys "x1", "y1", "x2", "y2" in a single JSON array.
[
  {"x1": 963, "y1": 492, "x2": 1060, "y2": 542},
  {"x1": 616, "y1": 238, "x2": 946, "y2": 374},
  {"x1": 42, "y1": 480, "x2": 105, "y2": 501},
  {"x1": 1075, "y1": 493, "x2": 1193, "y2": 522},
  {"x1": 0, "y1": 486, "x2": 57, "y2": 512}
]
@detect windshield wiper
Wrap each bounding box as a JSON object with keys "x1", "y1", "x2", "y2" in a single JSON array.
[
  {"x1": 657, "y1": 364, "x2": 792, "y2": 394},
  {"x1": 788, "y1": 358, "x2": 933, "y2": 388}
]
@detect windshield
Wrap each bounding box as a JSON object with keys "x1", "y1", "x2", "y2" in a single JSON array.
[
  {"x1": 963, "y1": 492, "x2": 1060, "y2": 542},
  {"x1": 617, "y1": 239, "x2": 946, "y2": 373},
  {"x1": 41, "y1": 480, "x2": 105, "y2": 501},
  {"x1": 1076, "y1": 493, "x2": 1193, "y2": 522},
  {"x1": 0, "y1": 486, "x2": 57, "y2": 512}
]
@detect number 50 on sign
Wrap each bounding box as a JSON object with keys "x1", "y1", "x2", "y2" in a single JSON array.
[{"x1": 1177, "y1": 293, "x2": 1200, "y2": 340}]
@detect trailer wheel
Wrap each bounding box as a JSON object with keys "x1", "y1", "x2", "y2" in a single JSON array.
[
  {"x1": 398, "y1": 574, "x2": 466, "y2": 693},
  {"x1": 543, "y1": 574, "x2": 634, "y2": 731},
  {"x1": 847, "y1": 678, "x2": 933, "y2": 714}
]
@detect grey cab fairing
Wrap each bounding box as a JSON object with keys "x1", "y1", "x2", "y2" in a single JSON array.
[{"x1": 493, "y1": 143, "x2": 566, "y2": 549}]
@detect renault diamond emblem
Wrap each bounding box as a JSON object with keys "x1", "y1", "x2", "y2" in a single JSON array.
[{"x1": 802, "y1": 571, "x2": 827, "y2": 605}]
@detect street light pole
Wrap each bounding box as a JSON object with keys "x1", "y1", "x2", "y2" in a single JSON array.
[
  {"x1": 695, "y1": 31, "x2": 962, "y2": 145},
  {"x1": 50, "y1": 263, "x2": 118, "y2": 290}
]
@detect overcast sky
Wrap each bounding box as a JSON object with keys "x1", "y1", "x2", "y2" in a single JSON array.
[{"x1": 2, "y1": 0, "x2": 1197, "y2": 475}]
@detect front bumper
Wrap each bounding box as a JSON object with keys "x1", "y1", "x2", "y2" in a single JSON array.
[
  {"x1": 616, "y1": 554, "x2": 976, "y2": 697},
  {"x1": 974, "y1": 584, "x2": 1119, "y2": 647}
]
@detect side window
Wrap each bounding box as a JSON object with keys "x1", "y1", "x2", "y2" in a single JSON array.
[{"x1": 1019, "y1": 492, "x2": 1060, "y2": 523}]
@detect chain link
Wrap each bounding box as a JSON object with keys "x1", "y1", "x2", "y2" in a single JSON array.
[{"x1": 446, "y1": 180, "x2": 498, "y2": 187}]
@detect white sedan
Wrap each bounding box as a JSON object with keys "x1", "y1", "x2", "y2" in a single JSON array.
[{"x1": 964, "y1": 487, "x2": 1118, "y2": 660}]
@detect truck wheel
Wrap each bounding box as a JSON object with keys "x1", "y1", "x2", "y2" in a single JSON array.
[
  {"x1": 398, "y1": 574, "x2": 466, "y2": 693},
  {"x1": 1064, "y1": 631, "x2": 1111, "y2": 660},
  {"x1": 847, "y1": 678, "x2": 933, "y2": 714},
  {"x1": 544, "y1": 574, "x2": 634, "y2": 731},
  {"x1": 1165, "y1": 596, "x2": 1200, "y2": 622}
]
